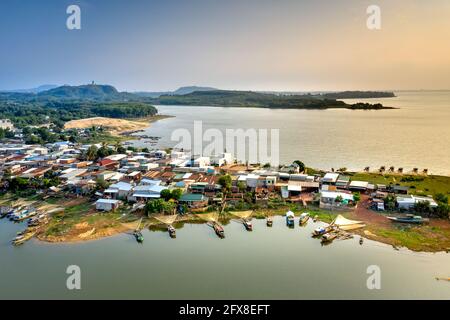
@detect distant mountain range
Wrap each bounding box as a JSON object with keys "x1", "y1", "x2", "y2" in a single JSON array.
[
  {"x1": 134, "y1": 86, "x2": 218, "y2": 98},
  {"x1": 0, "y1": 84, "x2": 395, "y2": 110},
  {"x1": 1, "y1": 84, "x2": 58, "y2": 94}
]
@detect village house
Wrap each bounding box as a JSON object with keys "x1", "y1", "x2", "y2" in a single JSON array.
[
  {"x1": 130, "y1": 184, "x2": 168, "y2": 202},
  {"x1": 95, "y1": 199, "x2": 122, "y2": 211},
  {"x1": 321, "y1": 172, "x2": 340, "y2": 186},
  {"x1": 0, "y1": 119, "x2": 15, "y2": 131},
  {"x1": 103, "y1": 181, "x2": 134, "y2": 200},
  {"x1": 396, "y1": 195, "x2": 438, "y2": 210},
  {"x1": 320, "y1": 190, "x2": 355, "y2": 210},
  {"x1": 348, "y1": 180, "x2": 369, "y2": 192},
  {"x1": 179, "y1": 193, "x2": 208, "y2": 209}
]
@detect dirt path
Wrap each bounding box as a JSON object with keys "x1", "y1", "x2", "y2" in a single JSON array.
[{"x1": 350, "y1": 194, "x2": 390, "y2": 227}]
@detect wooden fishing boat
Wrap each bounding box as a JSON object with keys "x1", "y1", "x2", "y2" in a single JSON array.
[
  {"x1": 312, "y1": 225, "x2": 335, "y2": 237},
  {"x1": 213, "y1": 223, "x2": 225, "y2": 238},
  {"x1": 168, "y1": 225, "x2": 176, "y2": 238},
  {"x1": 12, "y1": 231, "x2": 36, "y2": 246},
  {"x1": 286, "y1": 211, "x2": 295, "y2": 227},
  {"x1": 266, "y1": 217, "x2": 273, "y2": 227},
  {"x1": 133, "y1": 230, "x2": 144, "y2": 243},
  {"x1": 243, "y1": 219, "x2": 253, "y2": 231},
  {"x1": 299, "y1": 212, "x2": 310, "y2": 226},
  {"x1": 14, "y1": 210, "x2": 37, "y2": 222},
  {"x1": 387, "y1": 215, "x2": 428, "y2": 224},
  {"x1": 321, "y1": 232, "x2": 338, "y2": 243}
]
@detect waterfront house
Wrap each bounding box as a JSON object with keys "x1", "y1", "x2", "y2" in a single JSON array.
[
  {"x1": 95, "y1": 199, "x2": 122, "y2": 211},
  {"x1": 391, "y1": 185, "x2": 409, "y2": 195},
  {"x1": 348, "y1": 180, "x2": 369, "y2": 192},
  {"x1": 336, "y1": 175, "x2": 350, "y2": 189},
  {"x1": 322, "y1": 173, "x2": 340, "y2": 186},
  {"x1": 320, "y1": 190, "x2": 355, "y2": 210},
  {"x1": 104, "y1": 181, "x2": 134, "y2": 200},
  {"x1": 396, "y1": 195, "x2": 438, "y2": 210},
  {"x1": 179, "y1": 193, "x2": 208, "y2": 209},
  {"x1": 130, "y1": 184, "x2": 168, "y2": 202}
]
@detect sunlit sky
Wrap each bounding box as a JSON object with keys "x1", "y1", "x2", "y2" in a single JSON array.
[{"x1": 0, "y1": 0, "x2": 449, "y2": 92}]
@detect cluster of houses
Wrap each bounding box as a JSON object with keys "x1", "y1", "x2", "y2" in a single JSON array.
[{"x1": 0, "y1": 140, "x2": 438, "y2": 213}]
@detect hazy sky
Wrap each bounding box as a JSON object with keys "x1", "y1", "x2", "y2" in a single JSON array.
[{"x1": 0, "y1": 0, "x2": 449, "y2": 91}]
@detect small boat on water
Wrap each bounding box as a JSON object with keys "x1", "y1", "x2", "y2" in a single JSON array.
[
  {"x1": 286, "y1": 211, "x2": 295, "y2": 227},
  {"x1": 266, "y1": 217, "x2": 273, "y2": 227},
  {"x1": 133, "y1": 230, "x2": 144, "y2": 243},
  {"x1": 28, "y1": 213, "x2": 48, "y2": 226},
  {"x1": 313, "y1": 215, "x2": 319, "y2": 223},
  {"x1": 12, "y1": 231, "x2": 36, "y2": 246},
  {"x1": 387, "y1": 215, "x2": 429, "y2": 224},
  {"x1": 168, "y1": 225, "x2": 176, "y2": 238},
  {"x1": 213, "y1": 223, "x2": 225, "y2": 238},
  {"x1": 321, "y1": 232, "x2": 338, "y2": 243},
  {"x1": 13, "y1": 210, "x2": 37, "y2": 222},
  {"x1": 0, "y1": 207, "x2": 13, "y2": 219},
  {"x1": 299, "y1": 212, "x2": 310, "y2": 226},
  {"x1": 312, "y1": 225, "x2": 336, "y2": 237},
  {"x1": 243, "y1": 219, "x2": 253, "y2": 231}
]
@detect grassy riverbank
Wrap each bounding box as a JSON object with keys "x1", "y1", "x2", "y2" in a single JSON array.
[
  {"x1": 350, "y1": 172, "x2": 450, "y2": 197},
  {"x1": 2, "y1": 172, "x2": 450, "y2": 252}
]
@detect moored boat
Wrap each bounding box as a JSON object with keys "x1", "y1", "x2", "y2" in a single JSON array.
[
  {"x1": 321, "y1": 232, "x2": 338, "y2": 243},
  {"x1": 266, "y1": 217, "x2": 273, "y2": 227},
  {"x1": 299, "y1": 212, "x2": 310, "y2": 226},
  {"x1": 312, "y1": 225, "x2": 336, "y2": 237},
  {"x1": 168, "y1": 225, "x2": 176, "y2": 238},
  {"x1": 133, "y1": 230, "x2": 144, "y2": 243},
  {"x1": 286, "y1": 211, "x2": 295, "y2": 227},
  {"x1": 12, "y1": 231, "x2": 36, "y2": 246},
  {"x1": 243, "y1": 219, "x2": 253, "y2": 231},
  {"x1": 387, "y1": 215, "x2": 428, "y2": 224},
  {"x1": 213, "y1": 222, "x2": 225, "y2": 238},
  {"x1": 14, "y1": 210, "x2": 37, "y2": 222}
]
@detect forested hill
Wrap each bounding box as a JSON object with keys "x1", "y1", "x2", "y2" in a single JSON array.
[
  {"x1": 0, "y1": 85, "x2": 158, "y2": 129},
  {"x1": 151, "y1": 90, "x2": 394, "y2": 110},
  {"x1": 317, "y1": 91, "x2": 396, "y2": 99},
  {"x1": 0, "y1": 84, "x2": 143, "y2": 102}
]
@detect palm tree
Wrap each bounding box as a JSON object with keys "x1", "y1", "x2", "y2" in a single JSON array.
[
  {"x1": 86, "y1": 145, "x2": 98, "y2": 161},
  {"x1": 114, "y1": 141, "x2": 122, "y2": 152}
]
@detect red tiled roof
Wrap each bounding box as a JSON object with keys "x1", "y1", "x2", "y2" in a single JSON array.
[{"x1": 98, "y1": 159, "x2": 118, "y2": 167}]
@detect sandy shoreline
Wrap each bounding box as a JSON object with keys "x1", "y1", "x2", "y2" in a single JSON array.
[{"x1": 64, "y1": 114, "x2": 173, "y2": 136}]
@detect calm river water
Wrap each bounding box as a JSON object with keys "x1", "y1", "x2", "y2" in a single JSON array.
[
  {"x1": 0, "y1": 217, "x2": 449, "y2": 299},
  {"x1": 1, "y1": 90, "x2": 449, "y2": 300},
  {"x1": 134, "y1": 90, "x2": 450, "y2": 175}
]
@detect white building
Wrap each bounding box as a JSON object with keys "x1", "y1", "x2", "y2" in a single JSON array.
[
  {"x1": 130, "y1": 184, "x2": 168, "y2": 202},
  {"x1": 396, "y1": 195, "x2": 438, "y2": 210},
  {"x1": 95, "y1": 199, "x2": 122, "y2": 211},
  {"x1": 322, "y1": 173, "x2": 340, "y2": 185},
  {"x1": 0, "y1": 119, "x2": 14, "y2": 131},
  {"x1": 211, "y1": 153, "x2": 234, "y2": 166},
  {"x1": 193, "y1": 156, "x2": 211, "y2": 168},
  {"x1": 103, "y1": 181, "x2": 134, "y2": 200}
]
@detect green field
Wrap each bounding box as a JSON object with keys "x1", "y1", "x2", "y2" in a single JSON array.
[{"x1": 350, "y1": 173, "x2": 450, "y2": 200}]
